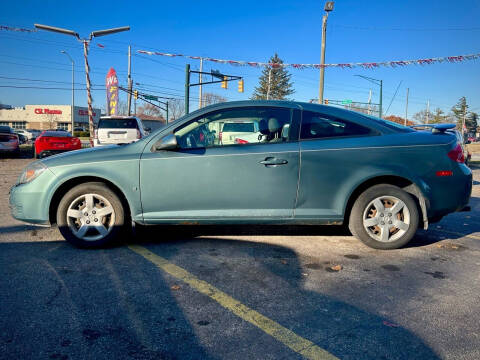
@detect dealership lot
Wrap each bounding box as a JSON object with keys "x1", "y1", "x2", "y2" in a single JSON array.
[{"x1": 1, "y1": 157, "x2": 479, "y2": 359}]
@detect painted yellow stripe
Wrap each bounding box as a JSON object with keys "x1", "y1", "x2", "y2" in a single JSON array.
[{"x1": 128, "y1": 245, "x2": 338, "y2": 360}]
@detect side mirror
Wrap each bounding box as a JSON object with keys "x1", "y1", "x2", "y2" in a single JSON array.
[
  {"x1": 145, "y1": 127, "x2": 151, "y2": 132},
  {"x1": 153, "y1": 133, "x2": 178, "y2": 151}
]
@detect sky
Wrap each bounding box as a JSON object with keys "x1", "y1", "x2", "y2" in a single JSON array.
[{"x1": 1, "y1": 0, "x2": 480, "y2": 119}]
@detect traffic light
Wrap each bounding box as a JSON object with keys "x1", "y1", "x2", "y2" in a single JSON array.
[
  {"x1": 324, "y1": 99, "x2": 329, "y2": 105},
  {"x1": 238, "y1": 79, "x2": 244, "y2": 93},
  {"x1": 221, "y1": 76, "x2": 228, "y2": 89},
  {"x1": 134, "y1": 90, "x2": 138, "y2": 100}
]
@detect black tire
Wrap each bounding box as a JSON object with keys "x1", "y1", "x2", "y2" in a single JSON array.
[
  {"x1": 56, "y1": 182, "x2": 126, "y2": 248},
  {"x1": 348, "y1": 184, "x2": 419, "y2": 250}
]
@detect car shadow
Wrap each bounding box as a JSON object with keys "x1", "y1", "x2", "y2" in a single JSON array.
[{"x1": 0, "y1": 234, "x2": 441, "y2": 360}]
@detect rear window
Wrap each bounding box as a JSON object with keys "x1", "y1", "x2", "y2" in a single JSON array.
[
  {"x1": 0, "y1": 126, "x2": 12, "y2": 133},
  {"x1": 43, "y1": 131, "x2": 72, "y2": 137},
  {"x1": 222, "y1": 122, "x2": 255, "y2": 133},
  {"x1": 98, "y1": 118, "x2": 138, "y2": 129}
]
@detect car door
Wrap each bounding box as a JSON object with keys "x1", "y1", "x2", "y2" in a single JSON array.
[
  {"x1": 139, "y1": 105, "x2": 300, "y2": 222},
  {"x1": 295, "y1": 110, "x2": 379, "y2": 222}
]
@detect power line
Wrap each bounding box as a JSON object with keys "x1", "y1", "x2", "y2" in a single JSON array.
[{"x1": 330, "y1": 24, "x2": 480, "y2": 32}]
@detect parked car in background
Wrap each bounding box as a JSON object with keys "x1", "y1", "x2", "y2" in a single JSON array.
[
  {"x1": 14, "y1": 129, "x2": 35, "y2": 141},
  {"x1": 94, "y1": 116, "x2": 145, "y2": 147},
  {"x1": 0, "y1": 125, "x2": 20, "y2": 156},
  {"x1": 29, "y1": 129, "x2": 42, "y2": 140},
  {"x1": 34, "y1": 130, "x2": 81, "y2": 158},
  {"x1": 17, "y1": 133, "x2": 27, "y2": 145},
  {"x1": 10, "y1": 101, "x2": 472, "y2": 250}
]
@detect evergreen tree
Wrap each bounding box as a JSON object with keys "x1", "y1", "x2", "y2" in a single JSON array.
[
  {"x1": 252, "y1": 53, "x2": 294, "y2": 100},
  {"x1": 451, "y1": 96, "x2": 468, "y2": 131}
]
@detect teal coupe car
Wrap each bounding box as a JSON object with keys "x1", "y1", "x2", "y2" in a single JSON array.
[{"x1": 9, "y1": 101, "x2": 472, "y2": 249}]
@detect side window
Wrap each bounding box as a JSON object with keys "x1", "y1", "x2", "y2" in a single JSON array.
[
  {"x1": 300, "y1": 111, "x2": 372, "y2": 140},
  {"x1": 174, "y1": 107, "x2": 292, "y2": 149}
]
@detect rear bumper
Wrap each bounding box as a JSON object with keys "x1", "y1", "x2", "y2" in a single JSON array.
[
  {"x1": 0, "y1": 142, "x2": 20, "y2": 152},
  {"x1": 426, "y1": 164, "x2": 472, "y2": 218}
]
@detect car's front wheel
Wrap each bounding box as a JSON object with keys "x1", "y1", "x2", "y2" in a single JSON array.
[
  {"x1": 349, "y1": 184, "x2": 419, "y2": 250},
  {"x1": 56, "y1": 182, "x2": 125, "y2": 248}
]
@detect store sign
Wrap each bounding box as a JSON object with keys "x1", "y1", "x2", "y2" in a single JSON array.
[
  {"x1": 106, "y1": 68, "x2": 119, "y2": 116},
  {"x1": 34, "y1": 108, "x2": 62, "y2": 115},
  {"x1": 78, "y1": 109, "x2": 97, "y2": 116}
]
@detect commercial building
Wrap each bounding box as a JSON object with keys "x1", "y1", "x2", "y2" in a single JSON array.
[{"x1": 0, "y1": 105, "x2": 101, "y2": 131}]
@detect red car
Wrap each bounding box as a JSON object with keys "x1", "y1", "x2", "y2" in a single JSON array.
[{"x1": 34, "y1": 130, "x2": 82, "y2": 158}]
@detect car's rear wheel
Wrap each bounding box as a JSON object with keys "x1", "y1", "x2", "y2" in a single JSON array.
[
  {"x1": 56, "y1": 182, "x2": 125, "y2": 248},
  {"x1": 349, "y1": 184, "x2": 419, "y2": 250}
]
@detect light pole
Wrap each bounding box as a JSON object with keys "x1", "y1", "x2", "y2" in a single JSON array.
[
  {"x1": 34, "y1": 24, "x2": 130, "y2": 145},
  {"x1": 61, "y1": 50, "x2": 74, "y2": 135},
  {"x1": 355, "y1": 75, "x2": 383, "y2": 118},
  {"x1": 319, "y1": 1, "x2": 334, "y2": 104}
]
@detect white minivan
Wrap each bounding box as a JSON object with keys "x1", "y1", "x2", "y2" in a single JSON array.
[{"x1": 94, "y1": 116, "x2": 146, "y2": 147}]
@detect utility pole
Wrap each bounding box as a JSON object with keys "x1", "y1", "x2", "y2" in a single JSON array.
[
  {"x1": 266, "y1": 68, "x2": 272, "y2": 100},
  {"x1": 61, "y1": 50, "x2": 74, "y2": 134},
  {"x1": 367, "y1": 89, "x2": 372, "y2": 115},
  {"x1": 198, "y1": 58, "x2": 203, "y2": 109},
  {"x1": 165, "y1": 101, "x2": 169, "y2": 124},
  {"x1": 355, "y1": 75, "x2": 382, "y2": 118},
  {"x1": 426, "y1": 100, "x2": 430, "y2": 124},
  {"x1": 379, "y1": 80, "x2": 383, "y2": 118},
  {"x1": 319, "y1": 3, "x2": 334, "y2": 104},
  {"x1": 127, "y1": 45, "x2": 133, "y2": 115},
  {"x1": 34, "y1": 24, "x2": 129, "y2": 145},
  {"x1": 404, "y1": 88, "x2": 409, "y2": 126},
  {"x1": 185, "y1": 64, "x2": 190, "y2": 114}
]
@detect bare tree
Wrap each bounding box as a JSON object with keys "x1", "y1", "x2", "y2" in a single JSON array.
[
  {"x1": 45, "y1": 113, "x2": 59, "y2": 129},
  {"x1": 137, "y1": 103, "x2": 162, "y2": 117},
  {"x1": 116, "y1": 100, "x2": 128, "y2": 116},
  {"x1": 168, "y1": 99, "x2": 185, "y2": 121},
  {"x1": 202, "y1": 92, "x2": 227, "y2": 106}
]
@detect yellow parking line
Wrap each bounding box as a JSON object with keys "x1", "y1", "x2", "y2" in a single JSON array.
[{"x1": 128, "y1": 245, "x2": 338, "y2": 360}]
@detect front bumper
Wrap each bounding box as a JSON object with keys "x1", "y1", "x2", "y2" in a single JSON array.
[{"x1": 9, "y1": 168, "x2": 57, "y2": 225}]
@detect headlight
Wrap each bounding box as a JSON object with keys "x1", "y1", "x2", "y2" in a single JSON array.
[{"x1": 18, "y1": 161, "x2": 47, "y2": 185}]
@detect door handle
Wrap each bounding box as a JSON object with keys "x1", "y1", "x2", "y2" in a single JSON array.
[{"x1": 260, "y1": 157, "x2": 288, "y2": 166}]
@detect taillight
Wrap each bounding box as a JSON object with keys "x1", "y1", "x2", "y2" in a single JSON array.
[
  {"x1": 447, "y1": 144, "x2": 465, "y2": 163},
  {"x1": 219, "y1": 132, "x2": 222, "y2": 141},
  {"x1": 94, "y1": 129, "x2": 98, "y2": 139},
  {"x1": 235, "y1": 138, "x2": 249, "y2": 144},
  {"x1": 136, "y1": 129, "x2": 141, "y2": 139},
  {"x1": 71, "y1": 137, "x2": 80, "y2": 145}
]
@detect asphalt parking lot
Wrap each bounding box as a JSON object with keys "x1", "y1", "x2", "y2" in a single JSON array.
[{"x1": 1, "y1": 155, "x2": 479, "y2": 360}]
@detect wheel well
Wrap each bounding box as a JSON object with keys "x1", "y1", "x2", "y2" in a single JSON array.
[
  {"x1": 344, "y1": 175, "x2": 427, "y2": 228},
  {"x1": 49, "y1": 176, "x2": 131, "y2": 224}
]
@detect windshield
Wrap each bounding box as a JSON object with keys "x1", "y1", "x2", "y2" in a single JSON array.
[{"x1": 42, "y1": 131, "x2": 72, "y2": 137}]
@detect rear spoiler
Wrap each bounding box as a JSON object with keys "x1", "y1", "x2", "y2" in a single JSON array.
[{"x1": 409, "y1": 123, "x2": 456, "y2": 134}]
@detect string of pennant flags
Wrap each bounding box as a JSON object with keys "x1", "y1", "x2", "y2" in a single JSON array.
[
  {"x1": 1, "y1": 24, "x2": 478, "y2": 70},
  {"x1": 137, "y1": 49, "x2": 480, "y2": 70}
]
